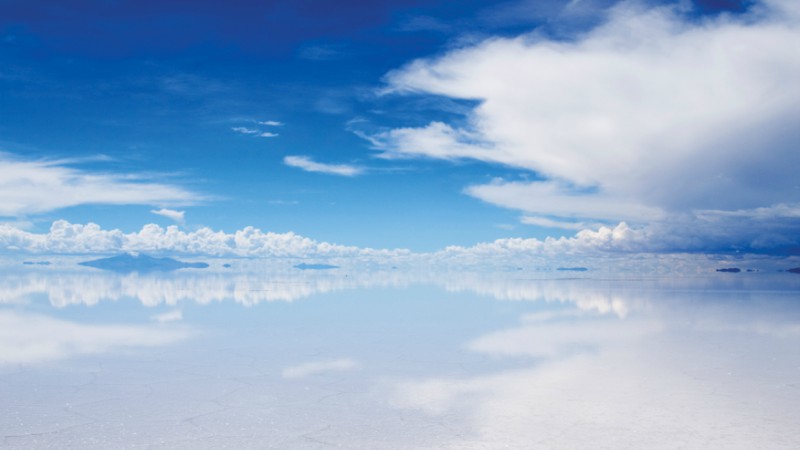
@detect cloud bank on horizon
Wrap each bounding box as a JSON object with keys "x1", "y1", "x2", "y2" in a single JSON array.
[
  {"x1": 2, "y1": 218, "x2": 795, "y2": 259},
  {"x1": 0, "y1": 220, "x2": 410, "y2": 258}
]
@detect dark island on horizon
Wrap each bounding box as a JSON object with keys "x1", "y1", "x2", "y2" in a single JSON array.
[{"x1": 79, "y1": 253, "x2": 209, "y2": 273}]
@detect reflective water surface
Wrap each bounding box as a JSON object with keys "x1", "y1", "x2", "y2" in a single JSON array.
[{"x1": 2, "y1": 265, "x2": 799, "y2": 449}]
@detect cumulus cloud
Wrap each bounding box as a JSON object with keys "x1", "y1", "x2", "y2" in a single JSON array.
[
  {"x1": 438, "y1": 222, "x2": 656, "y2": 259},
  {"x1": 0, "y1": 153, "x2": 201, "y2": 217},
  {"x1": 439, "y1": 210, "x2": 800, "y2": 256},
  {"x1": 1, "y1": 216, "x2": 798, "y2": 260},
  {"x1": 258, "y1": 120, "x2": 283, "y2": 126},
  {"x1": 0, "y1": 220, "x2": 409, "y2": 257},
  {"x1": 150, "y1": 208, "x2": 185, "y2": 223},
  {"x1": 283, "y1": 155, "x2": 363, "y2": 176},
  {"x1": 259, "y1": 131, "x2": 279, "y2": 138},
  {"x1": 373, "y1": 0, "x2": 800, "y2": 235}
]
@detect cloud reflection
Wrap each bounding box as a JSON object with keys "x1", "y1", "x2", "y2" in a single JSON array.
[
  {"x1": 0, "y1": 269, "x2": 414, "y2": 307},
  {"x1": 388, "y1": 280, "x2": 800, "y2": 448},
  {"x1": 0, "y1": 311, "x2": 189, "y2": 365},
  {"x1": 3, "y1": 266, "x2": 798, "y2": 317}
]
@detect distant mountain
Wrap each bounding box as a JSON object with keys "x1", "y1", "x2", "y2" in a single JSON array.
[
  {"x1": 79, "y1": 253, "x2": 209, "y2": 273},
  {"x1": 788, "y1": 267, "x2": 800, "y2": 274},
  {"x1": 716, "y1": 268, "x2": 741, "y2": 273},
  {"x1": 557, "y1": 267, "x2": 589, "y2": 272},
  {"x1": 294, "y1": 263, "x2": 339, "y2": 270}
]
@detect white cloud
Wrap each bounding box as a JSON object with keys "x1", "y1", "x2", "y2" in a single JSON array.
[
  {"x1": 151, "y1": 309, "x2": 183, "y2": 323},
  {"x1": 466, "y1": 179, "x2": 662, "y2": 222},
  {"x1": 232, "y1": 126, "x2": 259, "y2": 134},
  {"x1": 234, "y1": 122, "x2": 281, "y2": 137},
  {"x1": 282, "y1": 358, "x2": 359, "y2": 379},
  {"x1": 438, "y1": 222, "x2": 656, "y2": 258},
  {"x1": 0, "y1": 220, "x2": 409, "y2": 257},
  {"x1": 0, "y1": 153, "x2": 201, "y2": 217},
  {"x1": 1, "y1": 216, "x2": 797, "y2": 260},
  {"x1": 150, "y1": 208, "x2": 185, "y2": 223},
  {"x1": 283, "y1": 155, "x2": 363, "y2": 177},
  {"x1": 374, "y1": 0, "x2": 800, "y2": 232},
  {"x1": 520, "y1": 216, "x2": 600, "y2": 231}
]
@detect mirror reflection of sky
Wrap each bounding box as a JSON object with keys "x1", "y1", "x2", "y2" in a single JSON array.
[
  {"x1": 2, "y1": 267, "x2": 799, "y2": 448},
  {"x1": 4, "y1": 1, "x2": 800, "y2": 447}
]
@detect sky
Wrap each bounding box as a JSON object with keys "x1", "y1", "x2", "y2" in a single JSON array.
[{"x1": 1, "y1": 0, "x2": 799, "y2": 258}]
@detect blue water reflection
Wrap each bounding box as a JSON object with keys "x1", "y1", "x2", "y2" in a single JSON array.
[{"x1": 1, "y1": 266, "x2": 799, "y2": 448}]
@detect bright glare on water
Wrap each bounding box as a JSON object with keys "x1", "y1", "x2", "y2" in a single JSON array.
[{"x1": 1, "y1": 265, "x2": 799, "y2": 449}]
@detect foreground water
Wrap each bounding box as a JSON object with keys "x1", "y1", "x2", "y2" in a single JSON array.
[{"x1": 1, "y1": 265, "x2": 799, "y2": 449}]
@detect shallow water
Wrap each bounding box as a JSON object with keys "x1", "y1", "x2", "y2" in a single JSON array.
[{"x1": 2, "y1": 267, "x2": 799, "y2": 449}]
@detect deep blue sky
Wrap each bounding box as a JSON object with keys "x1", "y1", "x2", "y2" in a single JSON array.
[{"x1": 3, "y1": 0, "x2": 795, "y2": 256}]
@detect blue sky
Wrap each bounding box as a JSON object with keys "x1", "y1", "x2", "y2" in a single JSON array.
[{"x1": 1, "y1": 0, "x2": 799, "y2": 257}]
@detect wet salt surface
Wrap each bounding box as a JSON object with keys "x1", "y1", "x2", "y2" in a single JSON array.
[{"x1": 1, "y1": 268, "x2": 799, "y2": 449}]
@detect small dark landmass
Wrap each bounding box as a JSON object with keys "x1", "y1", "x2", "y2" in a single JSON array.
[
  {"x1": 23, "y1": 261, "x2": 51, "y2": 265},
  {"x1": 746, "y1": 269, "x2": 759, "y2": 272},
  {"x1": 716, "y1": 268, "x2": 741, "y2": 273},
  {"x1": 557, "y1": 267, "x2": 589, "y2": 272},
  {"x1": 223, "y1": 263, "x2": 232, "y2": 268},
  {"x1": 294, "y1": 263, "x2": 339, "y2": 270},
  {"x1": 788, "y1": 267, "x2": 800, "y2": 274},
  {"x1": 79, "y1": 253, "x2": 209, "y2": 273}
]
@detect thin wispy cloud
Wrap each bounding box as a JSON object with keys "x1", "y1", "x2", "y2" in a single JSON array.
[
  {"x1": 284, "y1": 155, "x2": 363, "y2": 177},
  {"x1": 0, "y1": 152, "x2": 201, "y2": 217},
  {"x1": 231, "y1": 126, "x2": 259, "y2": 135},
  {"x1": 150, "y1": 208, "x2": 185, "y2": 224},
  {"x1": 151, "y1": 309, "x2": 183, "y2": 323},
  {"x1": 268, "y1": 199, "x2": 299, "y2": 205},
  {"x1": 520, "y1": 216, "x2": 600, "y2": 231},
  {"x1": 233, "y1": 122, "x2": 280, "y2": 137}
]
